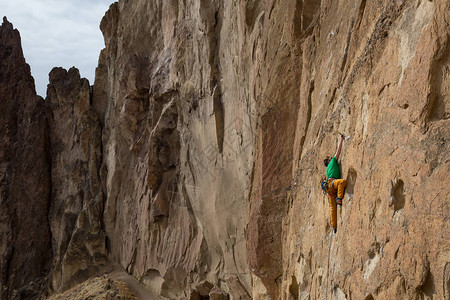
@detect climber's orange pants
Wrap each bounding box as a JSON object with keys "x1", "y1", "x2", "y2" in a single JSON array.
[{"x1": 327, "y1": 179, "x2": 347, "y2": 228}]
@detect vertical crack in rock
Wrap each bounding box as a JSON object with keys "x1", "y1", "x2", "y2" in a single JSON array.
[
  {"x1": 209, "y1": 8, "x2": 224, "y2": 153},
  {"x1": 444, "y1": 262, "x2": 450, "y2": 300},
  {"x1": 426, "y1": 35, "x2": 450, "y2": 122},
  {"x1": 298, "y1": 80, "x2": 314, "y2": 160},
  {"x1": 340, "y1": 18, "x2": 355, "y2": 80},
  {"x1": 213, "y1": 84, "x2": 224, "y2": 153},
  {"x1": 355, "y1": 0, "x2": 367, "y2": 31}
]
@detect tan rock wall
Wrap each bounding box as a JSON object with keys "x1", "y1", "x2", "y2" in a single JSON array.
[
  {"x1": 93, "y1": 0, "x2": 449, "y2": 299},
  {"x1": 95, "y1": 1, "x2": 255, "y2": 298},
  {"x1": 0, "y1": 0, "x2": 448, "y2": 299},
  {"x1": 283, "y1": 0, "x2": 450, "y2": 299}
]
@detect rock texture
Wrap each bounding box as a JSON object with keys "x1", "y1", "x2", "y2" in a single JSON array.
[
  {"x1": 47, "y1": 275, "x2": 138, "y2": 300},
  {"x1": 93, "y1": 0, "x2": 449, "y2": 298},
  {"x1": 45, "y1": 67, "x2": 107, "y2": 293},
  {"x1": 0, "y1": 17, "x2": 51, "y2": 300},
  {"x1": 282, "y1": 1, "x2": 450, "y2": 299},
  {"x1": 0, "y1": 0, "x2": 449, "y2": 299},
  {"x1": 95, "y1": 1, "x2": 253, "y2": 298}
]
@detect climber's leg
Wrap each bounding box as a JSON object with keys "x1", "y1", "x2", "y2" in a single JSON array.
[
  {"x1": 332, "y1": 179, "x2": 347, "y2": 201},
  {"x1": 328, "y1": 194, "x2": 337, "y2": 229}
]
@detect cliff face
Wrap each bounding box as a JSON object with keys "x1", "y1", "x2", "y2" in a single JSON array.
[
  {"x1": 0, "y1": 0, "x2": 449, "y2": 299},
  {"x1": 281, "y1": 0, "x2": 450, "y2": 299},
  {"x1": 95, "y1": 2, "x2": 253, "y2": 298},
  {"x1": 0, "y1": 17, "x2": 51, "y2": 299},
  {"x1": 45, "y1": 67, "x2": 107, "y2": 292},
  {"x1": 94, "y1": 0, "x2": 449, "y2": 299}
]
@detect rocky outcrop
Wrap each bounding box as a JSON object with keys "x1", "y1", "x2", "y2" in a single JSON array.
[
  {"x1": 45, "y1": 67, "x2": 107, "y2": 293},
  {"x1": 0, "y1": 19, "x2": 107, "y2": 299},
  {"x1": 1, "y1": 0, "x2": 449, "y2": 299},
  {"x1": 0, "y1": 17, "x2": 51, "y2": 299},
  {"x1": 46, "y1": 275, "x2": 138, "y2": 300}
]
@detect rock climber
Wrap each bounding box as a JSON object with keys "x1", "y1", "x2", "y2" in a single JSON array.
[{"x1": 321, "y1": 134, "x2": 347, "y2": 233}]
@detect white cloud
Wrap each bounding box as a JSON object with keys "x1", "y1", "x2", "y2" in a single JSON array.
[{"x1": 0, "y1": 0, "x2": 113, "y2": 96}]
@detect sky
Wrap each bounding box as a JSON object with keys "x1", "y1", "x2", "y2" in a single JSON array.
[{"x1": 1, "y1": 0, "x2": 113, "y2": 97}]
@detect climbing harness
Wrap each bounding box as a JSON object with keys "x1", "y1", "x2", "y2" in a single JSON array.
[{"x1": 321, "y1": 178, "x2": 336, "y2": 195}]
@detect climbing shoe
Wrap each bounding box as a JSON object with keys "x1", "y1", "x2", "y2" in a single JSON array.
[
  {"x1": 333, "y1": 227, "x2": 337, "y2": 234},
  {"x1": 336, "y1": 198, "x2": 342, "y2": 206}
]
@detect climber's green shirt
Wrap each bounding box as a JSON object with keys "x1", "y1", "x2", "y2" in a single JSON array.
[{"x1": 326, "y1": 157, "x2": 340, "y2": 179}]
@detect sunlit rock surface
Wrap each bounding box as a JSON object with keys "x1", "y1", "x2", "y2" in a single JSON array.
[{"x1": 0, "y1": 0, "x2": 449, "y2": 299}]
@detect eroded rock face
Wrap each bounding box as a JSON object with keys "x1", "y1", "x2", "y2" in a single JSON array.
[
  {"x1": 45, "y1": 67, "x2": 107, "y2": 293},
  {"x1": 1, "y1": 0, "x2": 449, "y2": 299},
  {"x1": 282, "y1": 0, "x2": 450, "y2": 299},
  {"x1": 0, "y1": 17, "x2": 51, "y2": 299},
  {"x1": 95, "y1": 1, "x2": 253, "y2": 298},
  {"x1": 0, "y1": 24, "x2": 109, "y2": 296},
  {"x1": 94, "y1": 0, "x2": 449, "y2": 299}
]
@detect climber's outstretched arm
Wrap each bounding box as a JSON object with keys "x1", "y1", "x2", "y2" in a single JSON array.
[{"x1": 334, "y1": 135, "x2": 344, "y2": 159}]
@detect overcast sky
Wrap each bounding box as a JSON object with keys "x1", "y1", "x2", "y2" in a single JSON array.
[{"x1": 1, "y1": 0, "x2": 113, "y2": 96}]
